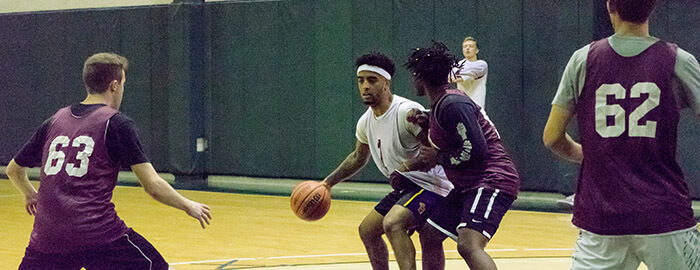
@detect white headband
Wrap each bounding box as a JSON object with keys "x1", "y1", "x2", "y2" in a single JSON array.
[{"x1": 357, "y1": 64, "x2": 392, "y2": 80}]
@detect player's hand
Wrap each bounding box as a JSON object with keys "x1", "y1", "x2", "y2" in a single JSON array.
[
  {"x1": 24, "y1": 193, "x2": 38, "y2": 216},
  {"x1": 389, "y1": 171, "x2": 408, "y2": 191},
  {"x1": 407, "y1": 109, "x2": 430, "y2": 130},
  {"x1": 416, "y1": 144, "x2": 437, "y2": 171},
  {"x1": 186, "y1": 201, "x2": 211, "y2": 229}
]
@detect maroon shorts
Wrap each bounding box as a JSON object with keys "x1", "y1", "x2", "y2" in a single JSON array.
[
  {"x1": 19, "y1": 228, "x2": 169, "y2": 270},
  {"x1": 427, "y1": 187, "x2": 514, "y2": 240}
]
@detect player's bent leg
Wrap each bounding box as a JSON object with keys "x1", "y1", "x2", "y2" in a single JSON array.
[
  {"x1": 637, "y1": 227, "x2": 700, "y2": 270},
  {"x1": 420, "y1": 189, "x2": 462, "y2": 270},
  {"x1": 359, "y1": 210, "x2": 389, "y2": 270},
  {"x1": 383, "y1": 204, "x2": 418, "y2": 270},
  {"x1": 419, "y1": 223, "x2": 449, "y2": 270},
  {"x1": 456, "y1": 227, "x2": 496, "y2": 270}
]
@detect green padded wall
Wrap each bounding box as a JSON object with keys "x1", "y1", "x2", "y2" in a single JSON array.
[
  {"x1": 0, "y1": 7, "x2": 171, "y2": 171},
  {"x1": 2, "y1": 1, "x2": 700, "y2": 197},
  {"x1": 168, "y1": 2, "x2": 208, "y2": 187},
  {"x1": 520, "y1": 0, "x2": 593, "y2": 192}
]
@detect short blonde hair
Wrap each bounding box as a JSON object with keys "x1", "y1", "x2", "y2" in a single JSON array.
[{"x1": 82, "y1": 53, "x2": 128, "y2": 94}]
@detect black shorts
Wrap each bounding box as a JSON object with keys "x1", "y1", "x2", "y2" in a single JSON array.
[
  {"x1": 19, "y1": 228, "x2": 169, "y2": 270},
  {"x1": 427, "y1": 187, "x2": 514, "y2": 240},
  {"x1": 374, "y1": 180, "x2": 443, "y2": 229}
]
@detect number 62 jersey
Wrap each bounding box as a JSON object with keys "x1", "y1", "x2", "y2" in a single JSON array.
[{"x1": 552, "y1": 35, "x2": 700, "y2": 236}]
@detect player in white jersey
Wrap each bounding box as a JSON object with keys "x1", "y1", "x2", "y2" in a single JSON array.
[
  {"x1": 450, "y1": 36, "x2": 488, "y2": 110},
  {"x1": 321, "y1": 52, "x2": 453, "y2": 270}
]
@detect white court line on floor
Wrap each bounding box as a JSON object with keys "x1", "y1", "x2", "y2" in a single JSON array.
[
  {"x1": 170, "y1": 248, "x2": 567, "y2": 266},
  {"x1": 265, "y1": 253, "x2": 369, "y2": 260},
  {"x1": 170, "y1": 258, "x2": 256, "y2": 265},
  {"x1": 0, "y1": 194, "x2": 20, "y2": 198},
  {"x1": 523, "y1": 248, "x2": 575, "y2": 251}
]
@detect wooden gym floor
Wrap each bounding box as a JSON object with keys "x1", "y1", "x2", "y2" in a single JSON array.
[{"x1": 0, "y1": 179, "x2": 663, "y2": 269}]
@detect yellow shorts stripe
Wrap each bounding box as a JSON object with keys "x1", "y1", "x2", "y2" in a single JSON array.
[{"x1": 403, "y1": 189, "x2": 425, "y2": 207}]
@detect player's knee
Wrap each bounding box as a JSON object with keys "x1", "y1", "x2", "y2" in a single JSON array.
[
  {"x1": 358, "y1": 220, "x2": 382, "y2": 241},
  {"x1": 457, "y1": 240, "x2": 480, "y2": 261},
  {"x1": 382, "y1": 217, "x2": 406, "y2": 235}
]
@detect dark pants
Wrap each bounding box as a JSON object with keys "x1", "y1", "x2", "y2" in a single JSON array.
[{"x1": 19, "y1": 228, "x2": 169, "y2": 270}]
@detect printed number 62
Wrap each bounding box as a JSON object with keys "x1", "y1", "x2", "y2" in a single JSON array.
[{"x1": 595, "y1": 82, "x2": 659, "y2": 138}]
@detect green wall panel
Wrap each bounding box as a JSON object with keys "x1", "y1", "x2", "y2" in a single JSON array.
[
  {"x1": 521, "y1": 0, "x2": 593, "y2": 192},
  {"x1": 0, "y1": 6, "x2": 171, "y2": 171},
  {"x1": 2, "y1": 1, "x2": 700, "y2": 197},
  {"x1": 313, "y1": 0, "x2": 356, "y2": 180},
  {"x1": 476, "y1": 0, "x2": 525, "y2": 187},
  {"x1": 208, "y1": 3, "x2": 247, "y2": 175}
]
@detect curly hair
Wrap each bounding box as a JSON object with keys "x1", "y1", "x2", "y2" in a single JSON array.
[
  {"x1": 355, "y1": 52, "x2": 396, "y2": 78},
  {"x1": 404, "y1": 42, "x2": 460, "y2": 88}
]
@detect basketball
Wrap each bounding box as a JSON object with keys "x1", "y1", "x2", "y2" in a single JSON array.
[{"x1": 290, "y1": 181, "x2": 331, "y2": 221}]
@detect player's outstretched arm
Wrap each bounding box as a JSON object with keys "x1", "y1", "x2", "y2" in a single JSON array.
[
  {"x1": 458, "y1": 60, "x2": 487, "y2": 80},
  {"x1": 6, "y1": 159, "x2": 38, "y2": 215},
  {"x1": 321, "y1": 140, "x2": 370, "y2": 188},
  {"x1": 131, "y1": 163, "x2": 212, "y2": 229},
  {"x1": 543, "y1": 105, "x2": 583, "y2": 164}
]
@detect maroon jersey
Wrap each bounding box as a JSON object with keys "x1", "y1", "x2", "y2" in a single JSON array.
[
  {"x1": 31, "y1": 106, "x2": 128, "y2": 253},
  {"x1": 428, "y1": 90, "x2": 520, "y2": 197},
  {"x1": 574, "y1": 39, "x2": 696, "y2": 235}
]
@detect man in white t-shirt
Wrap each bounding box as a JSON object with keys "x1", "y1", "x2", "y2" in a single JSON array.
[
  {"x1": 450, "y1": 36, "x2": 488, "y2": 110},
  {"x1": 321, "y1": 52, "x2": 453, "y2": 270}
]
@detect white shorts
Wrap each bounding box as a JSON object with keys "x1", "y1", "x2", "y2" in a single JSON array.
[{"x1": 571, "y1": 226, "x2": 700, "y2": 270}]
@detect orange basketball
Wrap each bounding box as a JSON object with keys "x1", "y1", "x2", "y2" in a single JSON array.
[{"x1": 290, "y1": 181, "x2": 331, "y2": 221}]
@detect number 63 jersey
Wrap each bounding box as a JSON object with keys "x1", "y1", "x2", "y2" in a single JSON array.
[
  {"x1": 34, "y1": 105, "x2": 128, "y2": 253},
  {"x1": 554, "y1": 35, "x2": 700, "y2": 235}
]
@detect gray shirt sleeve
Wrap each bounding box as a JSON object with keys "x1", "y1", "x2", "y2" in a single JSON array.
[
  {"x1": 673, "y1": 48, "x2": 700, "y2": 115},
  {"x1": 551, "y1": 45, "x2": 590, "y2": 110}
]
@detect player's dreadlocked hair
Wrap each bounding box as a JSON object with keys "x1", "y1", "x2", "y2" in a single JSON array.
[
  {"x1": 355, "y1": 52, "x2": 396, "y2": 77},
  {"x1": 404, "y1": 41, "x2": 460, "y2": 88}
]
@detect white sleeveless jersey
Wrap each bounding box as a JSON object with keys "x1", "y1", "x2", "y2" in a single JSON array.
[{"x1": 356, "y1": 95, "x2": 453, "y2": 196}]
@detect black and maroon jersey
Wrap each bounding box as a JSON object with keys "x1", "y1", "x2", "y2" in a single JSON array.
[{"x1": 428, "y1": 90, "x2": 520, "y2": 197}]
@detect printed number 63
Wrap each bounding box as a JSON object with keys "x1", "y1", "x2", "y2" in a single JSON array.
[{"x1": 43, "y1": 135, "x2": 95, "y2": 177}]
